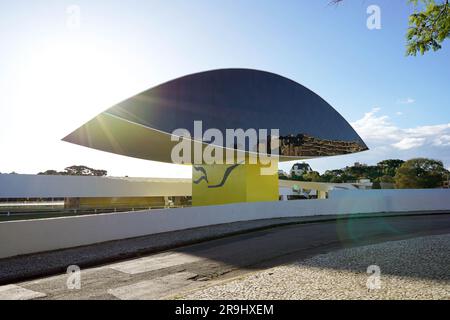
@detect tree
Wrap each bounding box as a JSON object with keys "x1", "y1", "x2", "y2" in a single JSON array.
[
  {"x1": 345, "y1": 165, "x2": 379, "y2": 181},
  {"x1": 330, "y1": 176, "x2": 344, "y2": 183},
  {"x1": 394, "y1": 158, "x2": 447, "y2": 188},
  {"x1": 407, "y1": 0, "x2": 450, "y2": 56},
  {"x1": 64, "y1": 165, "x2": 107, "y2": 177},
  {"x1": 377, "y1": 159, "x2": 405, "y2": 177},
  {"x1": 321, "y1": 169, "x2": 345, "y2": 182},
  {"x1": 291, "y1": 174, "x2": 305, "y2": 181},
  {"x1": 374, "y1": 175, "x2": 396, "y2": 189},
  {"x1": 38, "y1": 170, "x2": 59, "y2": 175},
  {"x1": 379, "y1": 175, "x2": 395, "y2": 183},
  {"x1": 331, "y1": 0, "x2": 450, "y2": 56},
  {"x1": 38, "y1": 165, "x2": 108, "y2": 176},
  {"x1": 282, "y1": 157, "x2": 447, "y2": 185},
  {"x1": 303, "y1": 171, "x2": 322, "y2": 182}
]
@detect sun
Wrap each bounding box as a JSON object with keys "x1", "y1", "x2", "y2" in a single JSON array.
[{"x1": 14, "y1": 36, "x2": 134, "y2": 139}]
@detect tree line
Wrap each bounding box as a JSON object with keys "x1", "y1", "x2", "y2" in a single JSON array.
[
  {"x1": 282, "y1": 158, "x2": 450, "y2": 189},
  {"x1": 38, "y1": 165, "x2": 107, "y2": 177}
]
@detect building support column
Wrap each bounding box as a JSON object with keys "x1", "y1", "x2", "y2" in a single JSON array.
[{"x1": 192, "y1": 160, "x2": 279, "y2": 206}]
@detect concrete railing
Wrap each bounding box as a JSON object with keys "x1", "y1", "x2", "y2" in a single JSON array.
[{"x1": 0, "y1": 189, "x2": 449, "y2": 259}]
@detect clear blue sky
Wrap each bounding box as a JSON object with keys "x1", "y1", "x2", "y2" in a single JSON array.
[{"x1": 1, "y1": 0, "x2": 449, "y2": 177}]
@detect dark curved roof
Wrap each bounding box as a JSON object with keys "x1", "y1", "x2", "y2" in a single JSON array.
[
  {"x1": 107, "y1": 69, "x2": 364, "y2": 143},
  {"x1": 63, "y1": 69, "x2": 368, "y2": 163}
]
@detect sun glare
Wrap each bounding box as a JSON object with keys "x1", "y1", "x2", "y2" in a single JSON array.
[{"x1": 15, "y1": 39, "x2": 130, "y2": 138}]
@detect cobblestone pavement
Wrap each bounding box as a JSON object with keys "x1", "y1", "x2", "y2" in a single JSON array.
[
  {"x1": 182, "y1": 234, "x2": 450, "y2": 300},
  {"x1": 1, "y1": 214, "x2": 450, "y2": 300}
]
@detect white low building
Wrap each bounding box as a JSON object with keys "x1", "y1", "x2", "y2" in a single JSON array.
[{"x1": 0, "y1": 173, "x2": 373, "y2": 210}]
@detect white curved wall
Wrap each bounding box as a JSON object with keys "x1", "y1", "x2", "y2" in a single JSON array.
[
  {"x1": 0, "y1": 174, "x2": 191, "y2": 198},
  {"x1": 0, "y1": 189, "x2": 449, "y2": 259}
]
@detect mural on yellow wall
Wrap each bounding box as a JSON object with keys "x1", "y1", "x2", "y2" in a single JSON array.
[{"x1": 192, "y1": 161, "x2": 279, "y2": 207}]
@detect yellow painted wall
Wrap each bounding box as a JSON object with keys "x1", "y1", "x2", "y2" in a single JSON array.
[
  {"x1": 192, "y1": 161, "x2": 279, "y2": 206},
  {"x1": 245, "y1": 163, "x2": 279, "y2": 203}
]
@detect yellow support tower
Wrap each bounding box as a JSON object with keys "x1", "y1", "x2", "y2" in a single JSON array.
[{"x1": 192, "y1": 160, "x2": 279, "y2": 206}]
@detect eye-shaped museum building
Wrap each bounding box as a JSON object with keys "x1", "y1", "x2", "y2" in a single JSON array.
[{"x1": 63, "y1": 69, "x2": 368, "y2": 206}]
